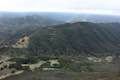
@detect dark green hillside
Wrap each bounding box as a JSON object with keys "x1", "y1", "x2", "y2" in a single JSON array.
[{"x1": 28, "y1": 22, "x2": 120, "y2": 56}]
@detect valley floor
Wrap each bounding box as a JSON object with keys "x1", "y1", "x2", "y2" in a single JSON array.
[
  {"x1": 0, "y1": 55, "x2": 120, "y2": 80},
  {"x1": 2, "y1": 70, "x2": 120, "y2": 80}
]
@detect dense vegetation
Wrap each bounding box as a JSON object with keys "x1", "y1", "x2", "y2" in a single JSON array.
[{"x1": 27, "y1": 22, "x2": 120, "y2": 56}]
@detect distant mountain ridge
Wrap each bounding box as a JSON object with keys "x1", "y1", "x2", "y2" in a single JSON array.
[
  {"x1": 68, "y1": 14, "x2": 120, "y2": 23},
  {"x1": 1, "y1": 12, "x2": 120, "y2": 23},
  {"x1": 0, "y1": 14, "x2": 64, "y2": 42}
]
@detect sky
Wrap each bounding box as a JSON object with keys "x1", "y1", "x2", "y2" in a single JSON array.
[{"x1": 0, "y1": 0, "x2": 120, "y2": 15}]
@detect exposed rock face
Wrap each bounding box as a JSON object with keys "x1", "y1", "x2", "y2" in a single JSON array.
[
  {"x1": 48, "y1": 60, "x2": 59, "y2": 67},
  {"x1": 12, "y1": 36, "x2": 29, "y2": 48},
  {"x1": 87, "y1": 56, "x2": 113, "y2": 63},
  {"x1": 87, "y1": 57, "x2": 102, "y2": 62},
  {"x1": 105, "y1": 56, "x2": 113, "y2": 63}
]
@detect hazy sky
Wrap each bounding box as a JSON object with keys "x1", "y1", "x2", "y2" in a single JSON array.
[{"x1": 0, "y1": 0, "x2": 120, "y2": 15}]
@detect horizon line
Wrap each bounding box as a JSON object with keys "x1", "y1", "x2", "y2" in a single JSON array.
[{"x1": 0, "y1": 9, "x2": 120, "y2": 16}]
